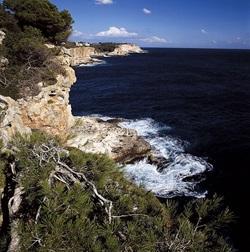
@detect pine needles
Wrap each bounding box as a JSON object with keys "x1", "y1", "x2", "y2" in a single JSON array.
[{"x1": 0, "y1": 131, "x2": 237, "y2": 251}]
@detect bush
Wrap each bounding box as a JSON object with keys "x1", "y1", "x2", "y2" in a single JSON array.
[
  {"x1": 0, "y1": 1, "x2": 72, "y2": 99},
  {"x1": 91, "y1": 42, "x2": 120, "y2": 53},
  {"x1": 0, "y1": 131, "x2": 236, "y2": 252},
  {"x1": 3, "y1": 0, "x2": 74, "y2": 44}
]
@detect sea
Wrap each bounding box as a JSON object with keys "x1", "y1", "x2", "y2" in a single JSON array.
[{"x1": 69, "y1": 48, "x2": 250, "y2": 251}]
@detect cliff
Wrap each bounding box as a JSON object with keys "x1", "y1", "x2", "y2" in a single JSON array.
[
  {"x1": 0, "y1": 46, "x2": 151, "y2": 164},
  {"x1": 108, "y1": 43, "x2": 145, "y2": 56},
  {"x1": 60, "y1": 43, "x2": 145, "y2": 66},
  {"x1": 0, "y1": 64, "x2": 76, "y2": 144},
  {"x1": 0, "y1": 31, "x2": 8, "y2": 68},
  {"x1": 61, "y1": 46, "x2": 102, "y2": 66}
]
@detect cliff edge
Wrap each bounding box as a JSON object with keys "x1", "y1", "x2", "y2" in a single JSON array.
[{"x1": 59, "y1": 43, "x2": 146, "y2": 66}]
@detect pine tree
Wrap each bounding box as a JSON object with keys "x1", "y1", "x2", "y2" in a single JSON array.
[{"x1": 0, "y1": 131, "x2": 236, "y2": 251}]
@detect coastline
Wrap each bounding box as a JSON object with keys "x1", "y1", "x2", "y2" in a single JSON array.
[{"x1": 0, "y1": 43, "x2": 152, "y2": 165}]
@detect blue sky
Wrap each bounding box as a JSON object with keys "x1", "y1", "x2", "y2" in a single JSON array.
[{"x1": 37, "y1": 1, "x2": 250, "y2": 48}]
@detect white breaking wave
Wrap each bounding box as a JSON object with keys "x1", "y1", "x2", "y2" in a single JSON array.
[
  {"x1": 88, "y1": 115, "x2": 213, "y2": 198},
  {"x1": 119, "y1": 118, "x2": 213, "y2": 198},
  {"x1": 79, "y1": 60, "x2": 107, "y2": 67}
]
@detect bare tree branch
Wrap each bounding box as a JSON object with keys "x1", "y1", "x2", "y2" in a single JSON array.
[
  {"x1": 7, "y1": 161, "x2": 25, "y2": 252},
  {"x1": 35, "y1": 197, "x2": 47, "y2": 225},
  {"x1": 0, "y1": 73, "x2": 9, "y2": 88}
]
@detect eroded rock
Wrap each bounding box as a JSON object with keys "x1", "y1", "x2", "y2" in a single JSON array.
[{"x1": 67, "y1": 116, "x2": 151, "y2": 164}]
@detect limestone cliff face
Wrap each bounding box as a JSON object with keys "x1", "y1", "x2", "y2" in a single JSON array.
[
  {"x1": 109, "y1": 44, "x2": 145, "y2": 56},
  {"x1": 0, "y1": 30, "x2": 8, "y2": 68},
  {"x1": 61, "y1": 46, "x2": 99, "y2": 66},
  {"x1": 17, "y1": 65, "x2": 76, "y2": 140},
  {"x1": 61, "y1": 43, "x2": 145, "y2": 66},
  {"x1": 0, "y1": 30, "x2": 5, "y2": 45},
  {"x1": 0, "y1": 96, "x2": 31, "y2": 146},
  {"x1": 0, "y1": 63, "x2": 76, "y2": 145}
]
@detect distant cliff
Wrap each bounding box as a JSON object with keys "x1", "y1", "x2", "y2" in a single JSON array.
[
  {"x1": 108, "y1": 43, "x2": 145, "y2": 55},
  {"x1": 60, "y1": 43, "x2": 145, "y2": 66},
  {"x1": 61, "y1": 46, "x2": 98, "y2": 66}
]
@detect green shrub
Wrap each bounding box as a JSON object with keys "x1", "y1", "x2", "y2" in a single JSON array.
[
  {"x1": 0, "y1": 1, "x2": 71, "y2": 99},
  {"x1": 0, "y1": 131, "x2": 236, "y2": 251},
  {"x1": 91, "y1": 42, "x2": 120, "y2": 53},
  {"x1": 3, "y1": 0, "x2": 74, "y2": 44}
]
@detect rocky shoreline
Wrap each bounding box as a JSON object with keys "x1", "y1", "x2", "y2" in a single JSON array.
[
  {"x1": 60, "y1": 43, "x2": 146, "y2": 67},
  {"x1": 67, "y1": 116, "x2": 151, "y2": 164},
  {"x1": 0, "y1": 43, "x2": 151, "y2": 164}
]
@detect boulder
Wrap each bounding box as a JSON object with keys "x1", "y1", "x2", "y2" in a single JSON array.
[{"x1": 66, "y1": 116, "x2": 151, "y2": 164}]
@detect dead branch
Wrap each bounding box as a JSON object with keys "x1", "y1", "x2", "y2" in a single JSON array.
[
  {"x1": 35, "y1": 197, "x2": 47, "y2": 225},
  {"x1": 112, "y1": 214, "x2": 149, "y2": 219},
  {"x1": 8, "y1": 187, "x2": 24, "y2": 220},
  {"x1": 7, "y1": 220, "x2": 20, "y2": 252},
  {"x1": 30, "y1": 142, "x2": 114, "y2": 223},
  {"x1": 56, "y1": 160, "x2": 113, "y2": 223},
  {"x1": 0, "y1": 73, "x2": 9, "y2": 88},
  {"x1": 7, "y1": 161, "x2": 25, "y2": 252}
]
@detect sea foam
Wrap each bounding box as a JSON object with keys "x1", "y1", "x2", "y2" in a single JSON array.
[
  {"x1": 89, "y1": 115, "x2": 212, "y2": 198},
  {"x1": 79, "y1": 60, "x2": 107, "y2": 67},
  {"x1": 119, "y1": 118, "x2": 213, "y2": 198}
]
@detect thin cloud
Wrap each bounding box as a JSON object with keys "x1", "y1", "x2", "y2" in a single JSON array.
[
  {"x1": 143, "y1": 8, "x2": 151, "y2": 14},
  {"x1": 96, "y1": 27, "x2": 138, "y2": 37},
  {"x1": 228, "y1": 36, "x2": 250, "y2": 46},
  {"x1": 72, "y1": 30, "x2": 85, "y2": 37},
  {"x1": 201, "y1": 29, "x2": 208, "y2": 34},
  {"x1": 95, "y1": 0, "x2": 113, "y2": 5},
  {"x1": 71, "y1": 30, "x2": 94, "y2": 39},
  {"x1": 141, "y1": 36, "x2": 168, "y2": 43}
]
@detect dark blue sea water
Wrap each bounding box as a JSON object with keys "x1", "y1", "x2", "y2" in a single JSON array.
[{"x1": 69, "y1": 48, "x2": 250, "y2": 251}]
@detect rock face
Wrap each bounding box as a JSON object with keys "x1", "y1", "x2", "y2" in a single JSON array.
[
  {"x1": 61, "y1": 43, "x2": 145, "y2": 66},
  {"x1": 0, "y1": 30, "x2": 8, "y2": 68},
  {"x1": 61, "y1": 46, "x2": 99, "y2": 66},
  {"x1": 109, "y1": 44, "x2": 145, "y2": 56},
  {"x1": 0, "y1": 30, "x2": 5, "y2": 45},
  {"x1": 0, "y1": 96, "x2": 31, "y2": 146},
  {"x1": 17, "y1": 65, "x2": 76, "y2": 140},
  {"x1": 0, "y1": 45, "x2": 151, "y2": 163},
  {"x1": 67, "y1": 117, "x2": 151, "y2": 163}
]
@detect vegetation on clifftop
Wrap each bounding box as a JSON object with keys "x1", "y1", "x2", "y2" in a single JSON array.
[
  {"x1": 0, "y1": 0, "x2": 74, "y2": 99},
  {"x1": 0, "y1": 131, "x2": 236, "y2": 251},
  {"x1": 90, "y1": 42, "x2": 121, "y2": 53}
]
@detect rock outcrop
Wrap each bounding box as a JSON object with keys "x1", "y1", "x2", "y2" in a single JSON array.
[
  {"x1": 109, "y1": 44, "x2": 145, "y2": 56},
  {"x1": 61, "y1": 46, "x2": 102, "y2": 67},
  {"x1": 67, "y1": 116, "x2": 151, "y2": 163},
  {"x1": 60, "y1": 43, "x2": 145, "y2": 67},
  {"x1": 0, "y1": 30, "x2": 5, "y2": 45},
  {"x1": 0, "y1": 30, "x2": 8, "y2": 68},
  {"x1": 17, "y1": 65, "x2": 76, "y2": 140},
  {"x1": 0, "y1": 96, "x2": 31, "y2": 145}
]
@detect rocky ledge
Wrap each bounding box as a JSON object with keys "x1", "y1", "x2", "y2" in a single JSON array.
[{"x1": 67, "y1": 116, "x2": 151, "y2": 164}]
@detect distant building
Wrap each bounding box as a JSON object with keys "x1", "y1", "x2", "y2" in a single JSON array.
[{"x1": 75, "y1": 42, "x2": 90, "y2": 47}]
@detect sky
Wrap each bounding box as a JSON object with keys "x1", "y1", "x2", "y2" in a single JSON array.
[{"x1": 16, "y1": 0, "x2": 250, "y2": 48}]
